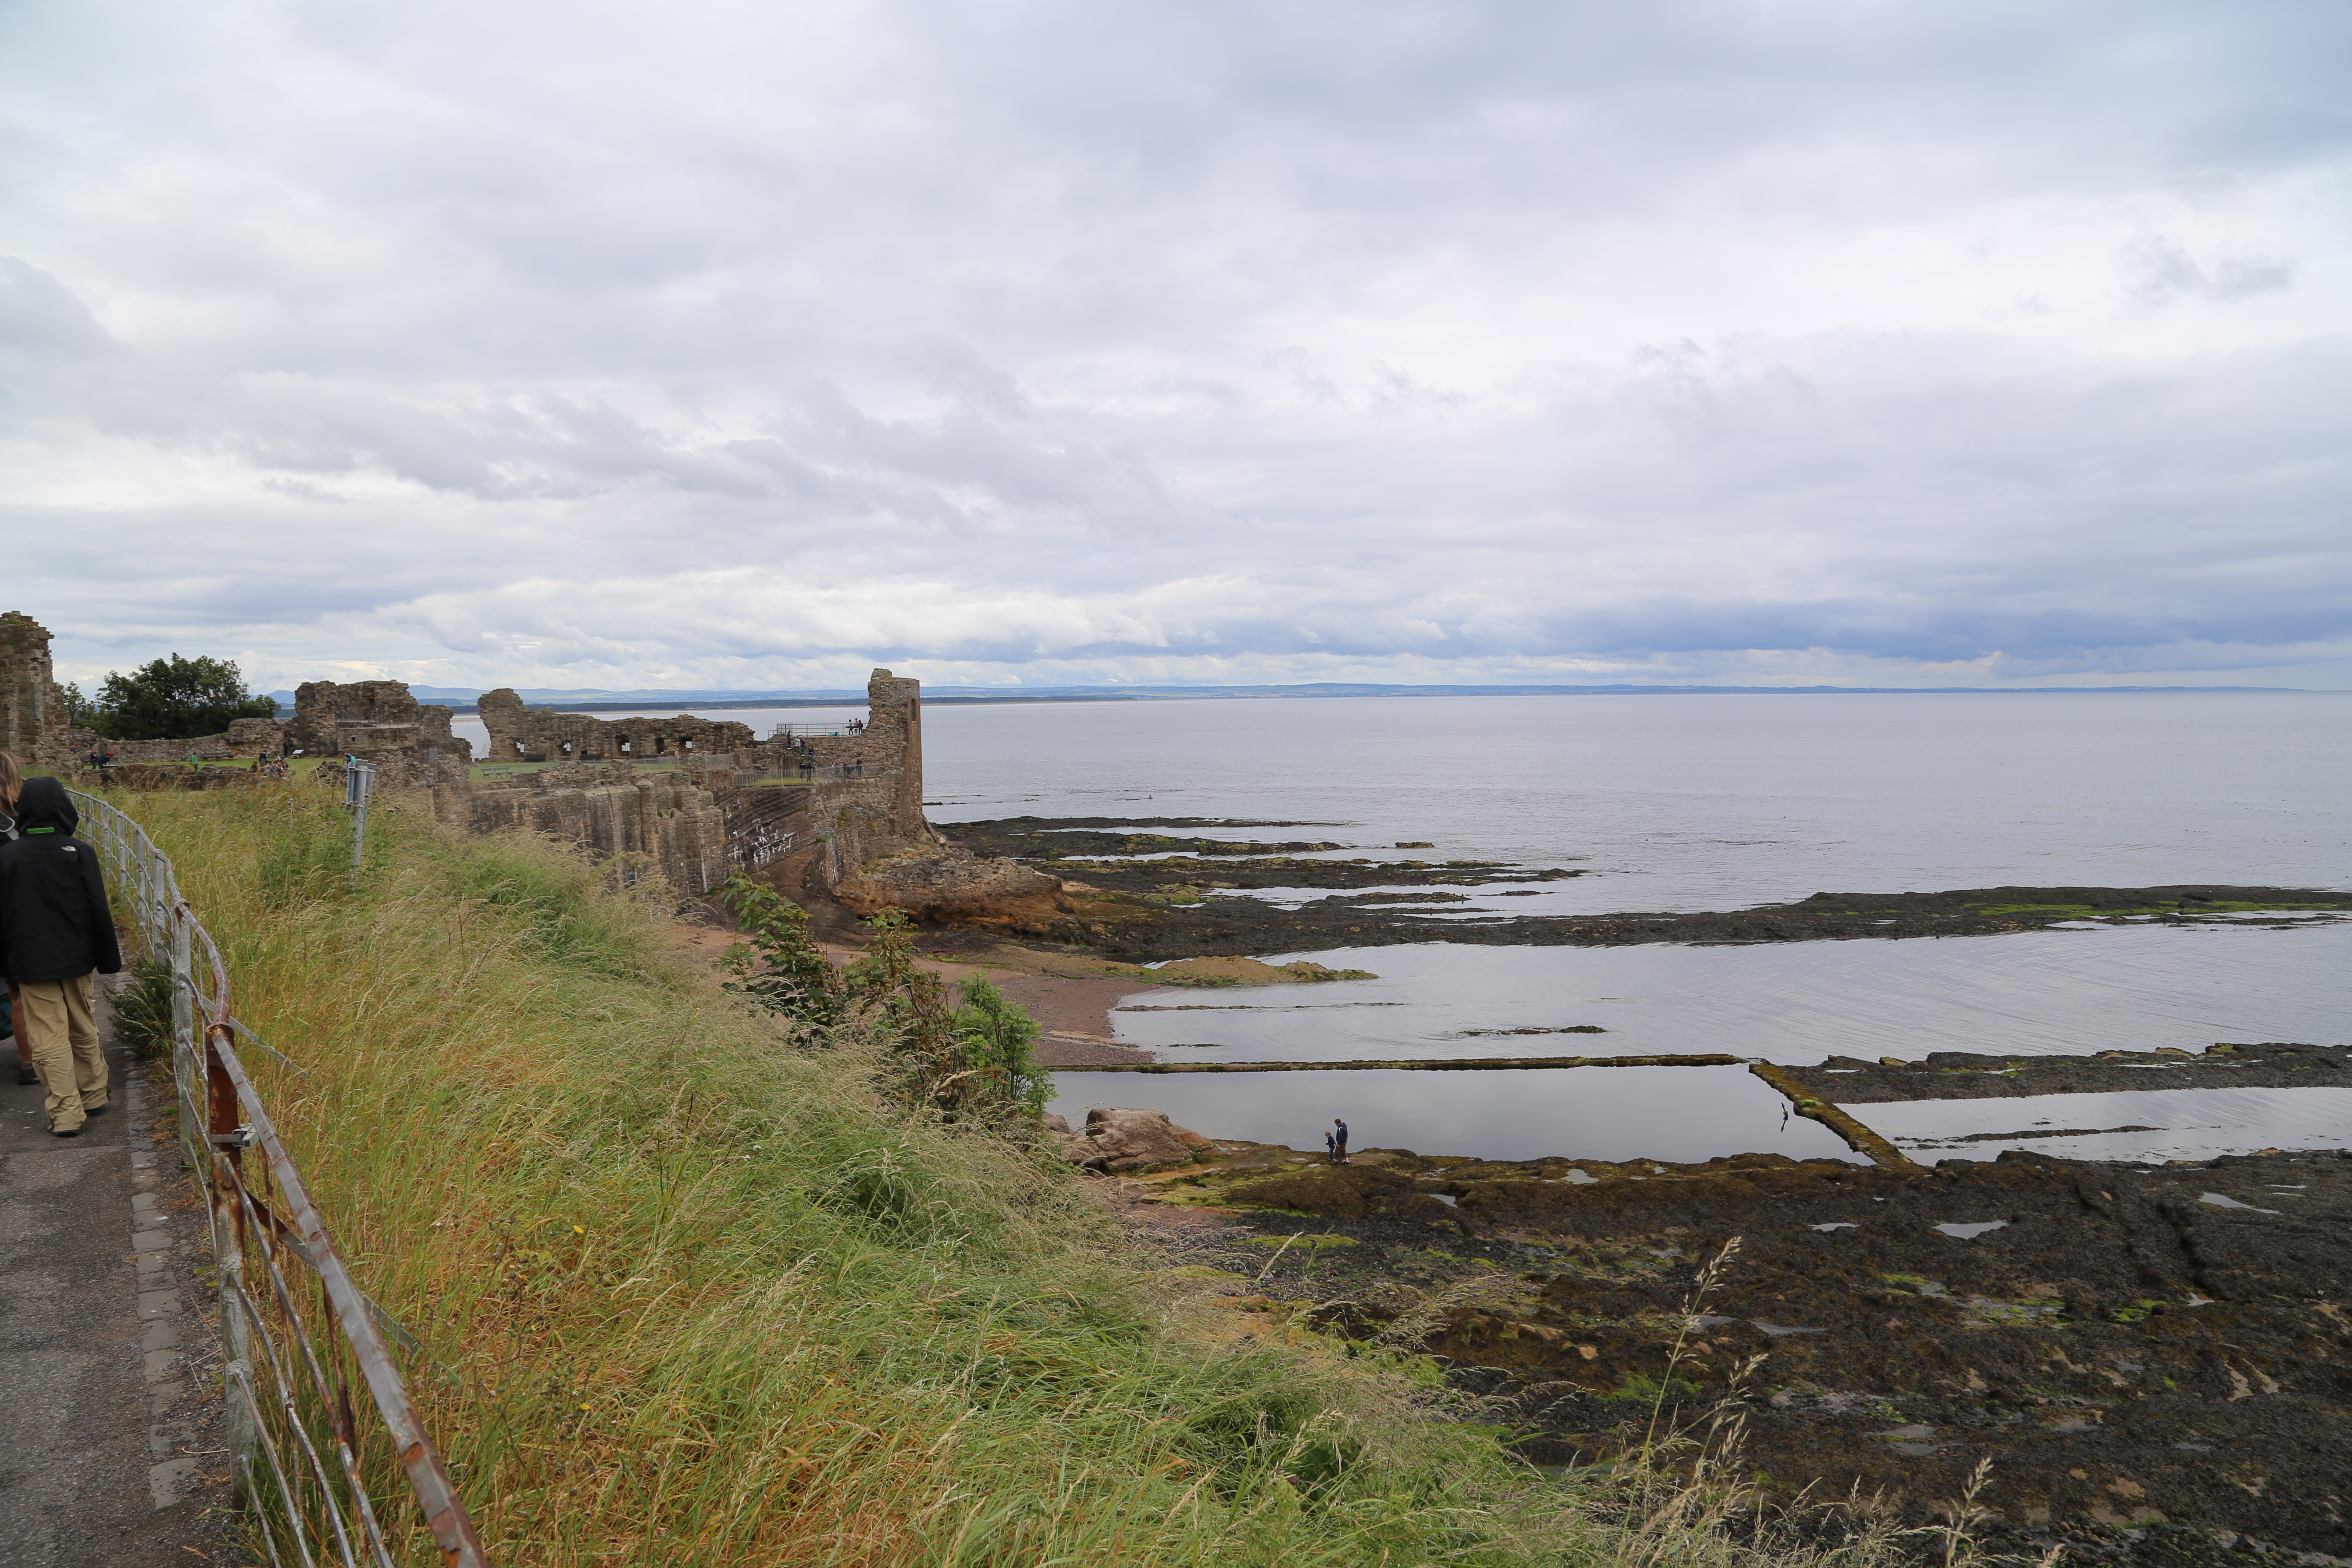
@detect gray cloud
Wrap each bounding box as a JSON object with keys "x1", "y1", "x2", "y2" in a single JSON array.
[
  {"x1": 2125, "y1": 237, "x2": 2298, "y2": 305},
  {"x1": 0, "y1": 0, "x2": 2346, "y2": 690}
]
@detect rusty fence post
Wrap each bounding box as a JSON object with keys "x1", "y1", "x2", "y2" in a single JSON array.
[
  {"x1": 205, "y1": 1013, "x2": 261, "y2": 1507},
  {"x1": 169, "y1": 902, "x2": 193, "y2": 1090}
]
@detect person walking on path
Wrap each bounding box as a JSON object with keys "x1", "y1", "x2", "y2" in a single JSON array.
[
  {"x1": 0, "y1": 752, "x2": 31, "y2": 1085},
  {"x1": 3, "y1": 983, "x2": 24, "y2": 1085},
  {"x1": 1332, "y1": 1118, "x2": 1349, "y2": 1164},
  {"x1": 0, "y1": 776, "x2": 123, "y2": 1136}
]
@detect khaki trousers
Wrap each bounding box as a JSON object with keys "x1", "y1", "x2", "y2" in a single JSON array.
[{"x1": 18, "y1": 974, "x2": 107, "y2": 1132}]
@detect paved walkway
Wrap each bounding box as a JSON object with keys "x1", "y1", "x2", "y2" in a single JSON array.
[{"x1": 0, "y1": 988, "x2": 224, "y2": 1565}]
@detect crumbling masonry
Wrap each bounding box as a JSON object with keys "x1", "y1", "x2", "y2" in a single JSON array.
[
  {"x1": 450, "y1": 669, "x2": 974, "y2": 908},
  {"x1": 0, "y1": 612, "x2": 1060, "y2": 921},
  {"x1": 0, "y1": 611, "x2": 75, "y2": 770}
]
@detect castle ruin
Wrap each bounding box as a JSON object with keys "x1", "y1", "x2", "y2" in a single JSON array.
[
  {"x1": 451, "y1": 668, "x2": 954, "y2": 906},
  {"x1": 0, "y1": 612, "x2": 71, "y2": 769},
  {"x1": 0, "y1": 612, "x2": 1055, "y2": 922}
]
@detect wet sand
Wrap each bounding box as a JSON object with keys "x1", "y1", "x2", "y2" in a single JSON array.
[{"x1": 998, "y1": 975, "x2": 1166, "y2": 1065}]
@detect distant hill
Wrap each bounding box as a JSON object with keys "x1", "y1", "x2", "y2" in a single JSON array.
[{"x1": 265, "y1": 681, "x2": 2303, "y2": 712}]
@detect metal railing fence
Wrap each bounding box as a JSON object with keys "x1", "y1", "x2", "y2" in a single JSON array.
[{"x1": 71, "y1": 789, "x2": 488, "y2": 1568}]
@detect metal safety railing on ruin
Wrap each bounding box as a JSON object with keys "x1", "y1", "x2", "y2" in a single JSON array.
[{"x1": 70, "y1": 789, "x2": 488, "y2": 1568}]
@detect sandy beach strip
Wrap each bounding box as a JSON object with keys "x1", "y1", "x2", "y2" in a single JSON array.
[
  {"x1": 998, "y1": 975, "x2": 1165, "y2": 1065},
  {"x1": 676, "y1": 924, "x2": 1167, "y2": 1064}
]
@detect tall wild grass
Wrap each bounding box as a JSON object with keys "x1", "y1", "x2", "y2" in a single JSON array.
[{"x1": 114, "y1": 785, "x2": 1930, "y2": 1568}]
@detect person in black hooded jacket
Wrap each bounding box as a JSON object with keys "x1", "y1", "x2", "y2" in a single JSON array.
[{"x1": 0, "y1": 776, "x2": 122, "y2": 1135}]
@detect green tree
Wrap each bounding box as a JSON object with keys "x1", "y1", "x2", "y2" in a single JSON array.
[
  {"x1": 949, "y1": 976, "x2": 1052, "y2": 1117},
  {"x1": 88, "y1": 654, "x2": 278, "y2": 740},
  {"x1": 718, "y1": 874, "x2": 845, "y2": 1029},
  {"x1": 55, "y1": 681, "x2": 98, "y2": 729}
]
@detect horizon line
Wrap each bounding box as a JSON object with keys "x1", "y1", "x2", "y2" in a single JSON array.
[{"x1": 281, "y1": 680, "x2": 2324, "y2": 709}]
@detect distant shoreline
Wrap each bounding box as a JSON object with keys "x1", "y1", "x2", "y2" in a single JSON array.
[{"x1": 412, "y1": 683, "x2": 2313, "y2": 714}]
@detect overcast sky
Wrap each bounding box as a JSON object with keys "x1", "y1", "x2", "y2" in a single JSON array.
[{"x1": 4, "y1": 0, "x2": 2346, "y2": 692}]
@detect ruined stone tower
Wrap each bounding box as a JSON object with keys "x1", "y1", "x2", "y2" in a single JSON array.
[{"x1": 0, "y1": 612, "x2": 68, "y2": 766}]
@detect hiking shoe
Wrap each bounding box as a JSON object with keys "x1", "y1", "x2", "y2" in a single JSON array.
[
  {"x1": 52, "y1": 1125, "x2": 81, "y2": 1138},
  {"x1": 14, "y1": 1065, "x2": 35, "y2": 1085},
  {"x1": 83, "y1": 1102, "x2": 107, "y2": 1117}
]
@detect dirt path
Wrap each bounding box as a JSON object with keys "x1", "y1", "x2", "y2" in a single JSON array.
[{"x1": 0, "y1": 986, "x2": 224, "y2": 1565}]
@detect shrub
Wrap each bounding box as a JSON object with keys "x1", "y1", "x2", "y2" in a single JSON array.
[{"x1": 110, "y1": 956, "x2": 175, "y2": 1059}]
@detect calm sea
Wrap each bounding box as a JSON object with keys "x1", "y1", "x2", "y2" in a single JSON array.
[{"x1": 462, "y1": 693, "x2": 2352, "y2": 1159}]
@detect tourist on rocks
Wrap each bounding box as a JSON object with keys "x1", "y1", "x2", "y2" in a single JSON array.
[
  {"x1": 0, "y1": 777, "x2": 123, "y2": 1136},
  {"x1": 1332, "y1": 1118, "x2": 1350, "y2": 1164},
  {"x1": 1324, "y1": 1128, "x2": 1336, "y2": 1162}
]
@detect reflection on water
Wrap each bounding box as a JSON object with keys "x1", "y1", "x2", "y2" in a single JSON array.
[
  {"x1": 1845, "y1": 1086, "x2": 2352, "y2": 1163},
  {"x1": 1112, "y1": 925, "x2": 2352, "y2": 1066},
  {"x1": 1047, "y1": 1064, "x2": 1862, "y2": 1165}
]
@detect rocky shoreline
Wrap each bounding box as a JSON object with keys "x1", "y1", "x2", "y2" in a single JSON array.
[
  {"x1": 931, "y1": 815, "x2": 2348, "y2": 960},
  {"x1": 693, "y1": 882, "x2": 2351, "y2": 1560},
  {"x1": 1784, "y1": 1042, "x2": 2352, "y2": 1103},
  {"x1": 1091, "y1": 1122, "x2": 2352, "y2": 1565},
  {"x1": 821, "y1": 833, "x2": 2352, "y2": 1558}
]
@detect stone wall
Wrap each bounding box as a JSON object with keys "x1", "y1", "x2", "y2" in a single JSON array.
[
  {"x1": 477, "y1": 692, "x2": 759, "y2": 764},
  {"x1": 438, "y1": 763, "x2": 732, "y2": 894},
  {"x1": 477, "y1": 669, "x2": 924, "y2": 796},
  {"x1": 741, "y1": 670, "x2": 943, "y2": 903},
  {"x1": 0, "y1": 612, "x2": 72, "y2": 769},
  {"x1": 288, "y1": 680, "x2": 469, "y2": 767},
  {"x1": 466, "y1": 668, "x2": 943, "y2": 898},
  {"x1": 81, "y1": 717, "x2": 291, "y2": 765}
]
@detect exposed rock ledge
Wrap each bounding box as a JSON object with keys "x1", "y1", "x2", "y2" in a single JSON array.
[
  {"x1": 833, "y1": 844, "x2": 1070, "y2": 926},
  {"x1": 1045, "y1": 1107, "x2": 1219, "y2": 1173}
]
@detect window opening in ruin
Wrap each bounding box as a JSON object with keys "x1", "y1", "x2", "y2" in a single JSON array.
[
  {"x1": 683, "y1": 738, "x2": 695, "y2": 750},
  {"x1": 560, "y1": 741, "x2": 574, "y2": 755},
  {"x1": 619, "y1": 740, "x2": 631, "y2": 754}
]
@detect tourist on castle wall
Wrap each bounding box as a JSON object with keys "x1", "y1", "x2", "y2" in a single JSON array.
[{"x1": 0, "y1": 777, "x2": 123, "y2": 1135}]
